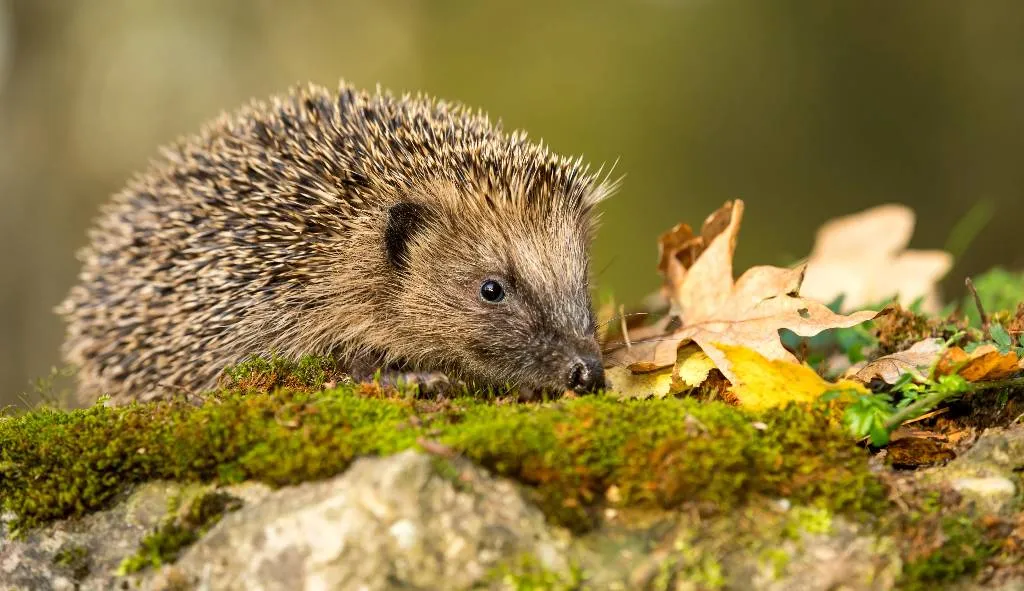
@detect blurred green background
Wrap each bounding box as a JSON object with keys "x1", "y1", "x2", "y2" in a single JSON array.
[{"x1": 2, "y1": 0, "x2": 1023, "y2": 406}]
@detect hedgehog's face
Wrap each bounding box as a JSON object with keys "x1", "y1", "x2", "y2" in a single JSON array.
[{"x1": 383, "y1": 198, "x2": 604, "y2": 394}]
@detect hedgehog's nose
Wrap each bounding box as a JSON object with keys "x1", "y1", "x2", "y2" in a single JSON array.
[{"x1": 568, "y1": 355, "x2": 605, "y2": 393}]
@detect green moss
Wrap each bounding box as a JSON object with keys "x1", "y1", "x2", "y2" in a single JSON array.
[
  {"x1": 117, "y1": 491, "x2": 242, "y2": 574},
  {"x1": 430, "y1": 456, "x2": 474, "y2": 493},
  {"x1": 635, "y1": 503, "x2": 855, "y2": 588},
  {"x1": 781, "y1": 506, "x2": 833, "y2": 539},
  {"x1": 758, "y1": 547, "x2": 790, "y2": 580},
  {"x1": 117, "y1": 522, "x2": 197, "y2": 575},
  {"x1": 670, "y1": 533, "x2": 727, "y2": 589},
  {"x1": 872, "y1": 305, "x2": 962, "y2": 356},
  {"x1": 899, "y1": 515, "x2": 1000, "y2": 589},
  {"x1": 0, "y1": 383, "x2": 885, "y2": 534},
  {"x1": 486, "y1": 553, "x2": 584, "y2": 591},
  {"x1": 217, "y1": 354, "x2": 347, "y2": 392},
  {"x1": 52, "y1": 543, "x2": 90, "y2": 580}
]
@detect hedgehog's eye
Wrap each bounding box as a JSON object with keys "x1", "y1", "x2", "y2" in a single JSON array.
[{"x1": 479, "y1": 279, "x2": 505, "y2": 303}]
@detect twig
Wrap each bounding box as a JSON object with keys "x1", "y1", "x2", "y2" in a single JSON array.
[
  {"x1": 964, "y1": 276, "x2": 989, "y2": 333},
  {"x1": 901, "y1": 406, "x2": 949, "y2": 426},
  {"x1": 417, "y1": 437, "x2": 457, "y2": 458},
  {"x1": 884, "y1": 374, "x2": 1024, "y2": 431},
  {"x1": 620, "y1": 304, "x2": 633, "y2": 349}
]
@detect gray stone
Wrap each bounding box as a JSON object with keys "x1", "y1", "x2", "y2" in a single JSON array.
[
  {"x1": 574, "y1": 508, "x2": 899, "y2": 591},
  {"x1": 147, "y1": 450, "x2": 568, "y2": 591},
  {"x1": 950, "y1": 477, "x2": 1017, "y2": 506},
  {"x1": 8, "y1": 426, "x2": 1023, "y2": 590},
  {"x1": 924, "y1": 425, "x2": 1024, "y2": 515},
  {"x1": 757, "y1": 519, "x2": 900, "y2": 591},
  {"x1": 0, "y1": 481, "x2": 271, "y2": 591}
]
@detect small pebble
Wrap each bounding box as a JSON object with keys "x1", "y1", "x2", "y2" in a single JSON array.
[
  {"x1": 388, "y1": 519, "x2": 419, "y2": 550},
  {"x1": 951, "y1": 477, "x2": 1016, "y2": 498}
]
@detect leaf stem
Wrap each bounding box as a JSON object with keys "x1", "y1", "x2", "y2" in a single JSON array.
[
  {"x1": 883, "y1": 390, "x2": 951, "y2": 431},
  {"x1": 883, "y1": 374, "x2": 1024, "y2": 431}
]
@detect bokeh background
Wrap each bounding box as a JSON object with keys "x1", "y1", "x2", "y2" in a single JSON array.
[{"x1": 2, "y1": 0, "x2": 1023, "y2": 406}]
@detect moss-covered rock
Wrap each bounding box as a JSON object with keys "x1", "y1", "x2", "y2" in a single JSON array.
[
  {"x1": 0, "y1": 384, "x2": 885, "y2": 534},
  {"x1": 564, "y1": 501, "x2": 901, "y2": 591},
  {"x1": 898, "y1": 515, "x2": 1001, "y2": 590},
  {"x1": 4, "y1": 356, "x2": 1021, "y2": 589},
  {"x1": 117, "y1": 490, "x2": 243, "y2": 574},
  {"x1": 0, "y1": 480, "x2": 271, "y2": 590}
]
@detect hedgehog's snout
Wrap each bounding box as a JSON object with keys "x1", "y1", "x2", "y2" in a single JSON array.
[{"x1": 567, "y1": 354, "x2": 604, "y2": 393}]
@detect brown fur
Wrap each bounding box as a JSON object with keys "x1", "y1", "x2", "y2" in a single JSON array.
[{"x1": 58, "y1": 81, "x2": 615, "y2": 403}]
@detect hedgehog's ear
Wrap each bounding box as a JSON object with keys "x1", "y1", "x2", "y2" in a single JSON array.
[{"x1": 384, "y1": 202, "x2": 429, "y2": 271}]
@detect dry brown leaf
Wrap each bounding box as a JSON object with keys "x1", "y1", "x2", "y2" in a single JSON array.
[
  {"x1": 608, "y1": 200, "x2": 877, "y2": 387},
  {"x1": 801, "y1": 204, "x2": 953, "y2": 313},
  {"x1": 884, "y1": 436, "x2": 956, "y2": 468},
  {"x1": 847, "y1": 338, "x2": 946, "y2": 384},
  {"x1": 935, "y1": 344, "x2": 1021, "y2": 381}
]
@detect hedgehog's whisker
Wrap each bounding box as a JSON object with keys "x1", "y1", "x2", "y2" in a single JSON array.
[
  {"x1": 595, "y1": 255, "x2": 617, "y2": 278},
  {"x1": 596, "y1": 311, "x2": 648, "y2": 329},
  {"x1": 600, "y1": 333, "x2": 685, "y2": 355}
]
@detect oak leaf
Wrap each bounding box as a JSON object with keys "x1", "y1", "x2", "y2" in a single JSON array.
[
  {"x1": 801, "y1": 204, "x2": 953, "y2": 313},
  {"x1": 847, "y1": 338, "x2": 946, "y2": 385},
  {"x1": 936, "y1": 345, "x2": 1021, "y2": 382},
  {"x1": 607, "y1": 200, "x2": 877, "y2": 391}
]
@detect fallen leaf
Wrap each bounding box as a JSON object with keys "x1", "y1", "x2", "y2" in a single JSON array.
[
  {"x1": 847, "y1": 338, "x2": 946, "y2": 384},
  {"x1": 801, "y1": 204, "x2": 953, "y2": 313},
  {"x1": 884, "y1": 436, "x2": 955, "y2": 468},
  {"x1": 606, "y1": 344, "x2": 716, "y2": 399},
  {"x1": 605, "y1": 365, "x2": 676, "y2": 399},
  {"x1": 718, "y1": 344, "x2": 869, "y2": 410},
  {"x1": 674, "y1": 344, "x2": 717, "y2": 388},
  {"x1": 608, "y1": 200, "x2": 877, "y2": 389},
  {"x1": 935, "y1": 344, "x2": 1021, "y2": 381},
  {"x1": 656, "y1": 205, "x2": 735, "y2": 310}
]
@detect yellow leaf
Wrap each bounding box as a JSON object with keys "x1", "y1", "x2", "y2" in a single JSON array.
[
  {"x1": 674, "y1": 343, "x2": 716, "y2": 388},
  {"x1": 605, "y1": 365, "x2": 676, "y2": 399},
  {"x1": 716, "y1": 343, "x2": 869, "y2": 410},
  {"x1": 606, "y1": 344, "x2": 713, "y2": 399}
]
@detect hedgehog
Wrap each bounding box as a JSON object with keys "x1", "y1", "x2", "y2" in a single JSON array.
[{"x1": 57, "y1": 81, "x2": 616, "y2": 404}]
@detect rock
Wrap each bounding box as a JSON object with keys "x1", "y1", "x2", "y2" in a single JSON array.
[
  {"x1": 0, "y1": 481, "x2": 271, "y2": 591},
  {"x1": 757, "y1": 519, "x2": 900, "y2": 591},
  {"x1": 8, "y1": 429, "x2": 1020, "y2": 590},
  {"x1": 950, "y1": 477, "x2": 1017, "y2": 507},
  {"x1": 924, "y1": 425, "x2": 1024, "y2": 514},
  {"x1": 147, "y1": 450, "x2": 569, "y2": 590},
  {"x1": 575, "y1": 507, "x2": 899, "y2": 591}
]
